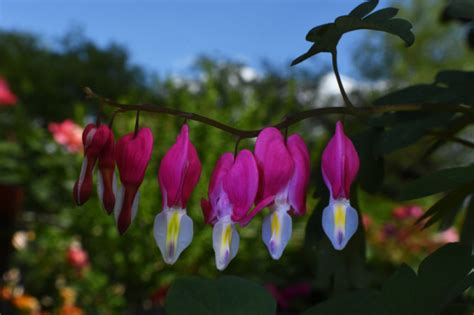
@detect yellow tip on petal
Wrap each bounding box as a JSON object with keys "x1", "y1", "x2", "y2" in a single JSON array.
[
  {"x1": 271, "y1": 211, "x2": 281, "y2": 241},
  {"x1": 334, "y1": 203, "x2": 346, "y2": 230},
  {"x1": 221, "y1": 223, "x2": 232, "y2": 250},
  {"x1": 166, "y1": 211, "x2": 182, "y2": 257}
]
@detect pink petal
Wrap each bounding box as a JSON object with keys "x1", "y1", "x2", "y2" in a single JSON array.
[
  {"x1": 158, "y1": 124, "x2": 201, "y2": 208},
  {"x1": 115, "y1": 127, "x2": 154, "y2": 187},
  {"x1": 201, "y1": 199, "x2": 217, "y2": 225},
  {"x1": 97, "y1": 126, "x2": 116, "y2": 213},
  {"x1": 97, "y1": 167, "x2": 116, "y2": 214},
  {"x1": 238, "y1": 195, "x2": 275, "y2": 226},
  {"x1": 223, "y1": 150, "x2": 259, "y2": 223},
  {"x1": 321, "y1": 121, "x2": 359, "y2": 199},
  {"x1": 73, "y1": 156, "x2": 96, "y2": 205},
  {"x1": 116, "y1": 185, "x2": 139, "y2": 235},
  {"x1": 83, "y1": 124, "x2": 109, "y2": 157},
  {"x1": 287, "y1": 134, "x2": 310, "y2": 216},
  {"x1": 254, "y1": 128, "x2": 295, "y2": 203},
  {"x1": 181, "y1": 138, "x2": 202, "y2": 207},
  {"x1": 205, "y1": 153, "x2": 234, "y2": 221}
]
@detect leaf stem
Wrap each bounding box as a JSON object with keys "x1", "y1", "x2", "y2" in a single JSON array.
[{"x1": 331, "y1": 50, "x2": 354, "y2": 108}]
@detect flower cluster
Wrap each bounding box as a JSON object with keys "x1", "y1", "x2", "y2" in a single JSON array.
[{"x1": 74, "y1": 120, "x2": 360, "y2": 269}]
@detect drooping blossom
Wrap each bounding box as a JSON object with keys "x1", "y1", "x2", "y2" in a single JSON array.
[
  {"x1": 201, "y1": 150, "x2": 267, "y2": 270},
  {"x1": 154, "y1": 124, "x2": 201, "y2": 264},
  {"x1": 73, "y1": 124, "x2": 113, "y2": 206},
  {"x1": 254, "y1": 127, "x2": 310, "y2": 260},
  {"x1": 0, "y1": 78, "x2": 17, "y2": 105},
  {"x1": 49, "y1": 120, "x2": 84, "y2": 153},
  {"x1": 96, "y1": 128, "x2": 116, "y2": 214},
  {"x1": 321, "y1": 121, "x2": 360, "y2": 250},
  {"x1": 114, "y1": 127, "x2": 153, "y2": 235}
]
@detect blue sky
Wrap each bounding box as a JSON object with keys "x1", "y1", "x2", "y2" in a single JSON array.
[{"x1": 0, "y1": 0, "x2": 388, "y2": 77}]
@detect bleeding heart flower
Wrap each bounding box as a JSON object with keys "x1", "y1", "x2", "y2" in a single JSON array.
[
  {"x1": 114, "y1": 127, "x2": 153, "y2": 235},
  {"x1": 254, "y1": 127, "x2": 310, "y2": 260},
  {"x1": 154, "y1": 124, "x2": 201, "y2": 264},
  {"x1": 321, "y1": 121, "x2": 360, "y2": 250},
  {"x1": 73, "y1": 124, "x2": 112, "y2": 206},
  {"x1": 0, "y1": 78, "x2": 17, "y2": 106},
  {"x1": 97, "y1": 128, "x2": 116, "y2": 214},
  {"x1": 201, "y1": 150, "x2": 267, "y2": 270}
]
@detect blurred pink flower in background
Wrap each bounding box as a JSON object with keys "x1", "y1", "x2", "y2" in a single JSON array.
[
  {"x1": 265, "y1": 282, "x2": 311, "y2": 310},
  {"x1": 433, "y1": 228, "x2": 459, "y2": 244},
  {"x1": 67, "y1": 241, "x2": 89, "y2": 270},
  {"x1": 392, "y1": 205, "x2": 423, "y2": 220},
  {"x1": 362, "y1": 213, "x2": 373, "y2": 230},
  {"x1": 0, "y1": 78, "x2": 17, "y2": 105},
  {"x1": 48, "y1": 120, "x2": 83, "y2": 153}
]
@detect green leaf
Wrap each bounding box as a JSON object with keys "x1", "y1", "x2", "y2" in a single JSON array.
[
  {"x1": 435, "y1": 70, "x2": 474, "y2": 105},
  {"x1": 460, "y1": 196, "x2": 474, "y2": 247},
  {"x1": 373, "y1": 84, "x2": 452, "y2": 105},
  {"x1": 349, "y1": 0, "x2": 379, "y2": 18},
  {"x1": 364, "y1": 7, "x2": 398, "y2": 22},
  {"x1": 445, "y1": 0, "x2": 474, "y2": 20},
  {"x1": 399, "y1": 165, "x2": 474, "y2": 200},
  {"x1": 442, "y1": 272, "x2": 474, "y2": 311},
  {"x1": 380, "y1": 264, "x2": 417, "y2": 315},
  {"x1": 301, "y1": 289, "x2": 383, "y2": 315},
  {"x1": 416, "y1": 243, "x2": 473, "y2": 314},
  {"x1": 292, "y1": 0, "x2": 414, "y2": 66},
  {"x1": 165, "y1": 276, "x2": 276, "y2": 315},
  {"x1": 373, "y1": 112, "x2": 454, "y2": 155},
  {"x1": 374, "y1": 71, "x2": 474, "y2": 106},
  {"x1": 301, "y1": 243, "x2": 472, "y2": 315},
  {"x1": 352, "y1": 128, "x2": 385, "y2": 193},
  {"x1": 415, "y1": 185, "x2": 471, "y2": 230}
]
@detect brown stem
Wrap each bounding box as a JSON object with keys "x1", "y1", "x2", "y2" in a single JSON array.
[{"x1": 84, "y1": 87, "x2": 474, "y2": 139}]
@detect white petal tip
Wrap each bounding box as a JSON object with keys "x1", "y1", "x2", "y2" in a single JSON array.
[
  {"x1": 262, "y1": 210, "x2": 292, "y2": 260},
  {"x1": 154, "y1": 209, "x2": 193, "y2": 265},
  {"x1": 213, "y1": 219, "x2": 240, "y2": 271}
]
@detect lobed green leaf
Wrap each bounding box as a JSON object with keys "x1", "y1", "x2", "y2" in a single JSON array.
[
  {"x1": 399, "y1": 165, "x2": 474, "y2": 200},
  {"x1": 292, "y1": 0, "x2": 414, "y2": 66},
  {"x1": 165, "y1": 276, "x2": 276, "y2": 315}
]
